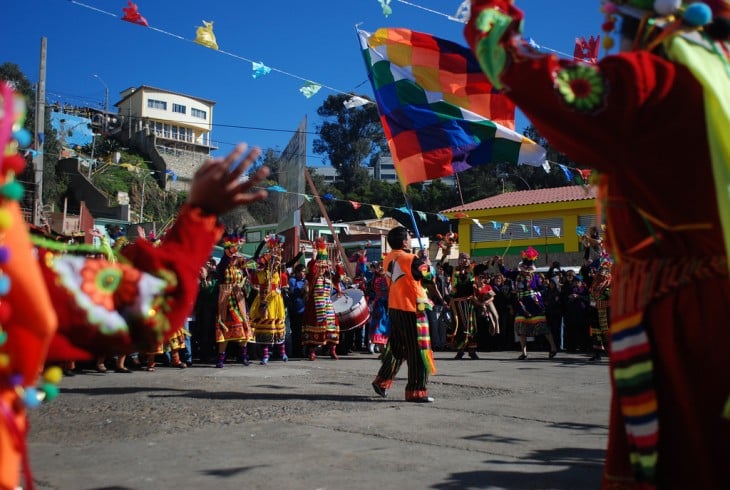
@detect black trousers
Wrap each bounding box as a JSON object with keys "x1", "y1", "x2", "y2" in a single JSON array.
[{"x1": 375, "y1": 309, "x2": 427, "y2": 393}]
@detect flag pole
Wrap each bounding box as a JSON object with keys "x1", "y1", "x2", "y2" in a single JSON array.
[{"x1": 401, "y1": 190, "x2": 424, "y2": 252}]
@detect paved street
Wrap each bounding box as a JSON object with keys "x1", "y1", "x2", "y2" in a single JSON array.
[{"x1": 29, "y1": 350, "x2": 610, "y2": 490}]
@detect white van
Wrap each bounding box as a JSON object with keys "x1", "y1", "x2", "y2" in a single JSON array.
[{"x1": 534, "y1": 265, "x2": 581, "y2": 275}]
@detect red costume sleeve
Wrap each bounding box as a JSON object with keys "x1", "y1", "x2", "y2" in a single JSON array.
[{"x1": 45, "y1": 205, "x2": 222, "y2": 360}]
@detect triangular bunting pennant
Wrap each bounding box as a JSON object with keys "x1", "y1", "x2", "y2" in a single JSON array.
[
  {"x1": 551, "y1": 227, "x2": 561, "y2": 237},
  {"x1": 194, "y1": 20, "x2": 219, "y2": 50},
  {"x1": 343, "y1": 96, "x2": 370, "y2": 109},
  {"x1": 372, "y1": 204, "x2": 384, "y2": 219},
  {"x1": 252, "y1": 61, "x2": 272, "y2": 79},
  {"x1": 378, "y1": 0, "x2": 393, "y2": 17},
  {"x1": 121, "y1": 1, "x2": 149, "y2": 27},
  {"x1": 472, "y1": 218, "x2": 484, "y2": 229},
  {"x1": 558, "y1": 164, "x2": 573, "y2": 182},
  {"x1": 299, "y1": 81, "x2": 322, "y2": 99}
]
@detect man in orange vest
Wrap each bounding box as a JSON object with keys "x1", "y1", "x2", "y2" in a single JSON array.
[{"x1": 372, "y1": 226, "x2": 437, "y2": 403}]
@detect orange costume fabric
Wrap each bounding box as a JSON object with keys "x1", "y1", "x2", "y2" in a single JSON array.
[
  {"x1": 0, "y1": 201, "x2": 57, "y2": 490},
  {"x1": 1, "y1": 204, "x2": 222, "y2": 489}
]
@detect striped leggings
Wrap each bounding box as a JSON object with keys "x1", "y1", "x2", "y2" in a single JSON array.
[{"x1": 374, "y1": 309, "x2": 428, "y2": 398}]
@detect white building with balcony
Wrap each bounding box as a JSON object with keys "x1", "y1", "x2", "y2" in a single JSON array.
[{"x1": 115, "y1": 86, "x2": 217, "y2": 190}]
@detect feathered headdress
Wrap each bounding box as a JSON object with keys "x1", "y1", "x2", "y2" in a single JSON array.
[
  {"x1": 222, "y1": 228, "x2": 246, "y2": 249},
  {"x1": 600, "y1": 1, "x2": 728, "y2": 53},
  {"x1": 519, "y1": 246, "x2": 539, "y2": 272}
]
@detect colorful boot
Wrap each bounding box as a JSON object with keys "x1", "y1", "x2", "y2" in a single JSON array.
[
  {"x1": 260, "y1": 345, "x2": 270, "y2": 365},
  {"x1": 279, "y1": 343, "x2": 288, "y2": 362},
  {"x1": 329, "y1": 344, "x2": 339, "y2": 360},
  {"x1": 146, "y1": 354, "x2": 156, "y2": 372},
  {"x1": 215, "y1": 351, "x2": 225, "y2": 368},
  {"x1": 170, "y1": 350, "x2": 186, "y2": 368},
  {"x1": 240, "y1": 344, "x2": 250, "y2": 366},
  {"x1": 308, "y1": 347, "x2": 316, "y2": 361}
]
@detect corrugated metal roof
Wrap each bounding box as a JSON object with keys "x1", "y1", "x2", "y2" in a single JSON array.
[{"x1": 442, "y1": 185, "x2": 596, "y2": 213}]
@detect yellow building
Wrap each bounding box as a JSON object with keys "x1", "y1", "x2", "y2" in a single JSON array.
[{"x1": 442, "y1": 186, "x2": 598, "y2": 267}]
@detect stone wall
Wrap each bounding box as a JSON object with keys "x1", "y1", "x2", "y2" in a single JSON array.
[{"x1": 156, "y1": 146, "x2": 209, "y2": 191}]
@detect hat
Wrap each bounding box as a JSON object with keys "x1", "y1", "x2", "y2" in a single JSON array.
[
  {"x1": 601, "y1": 0, "x2": 726, "y2": 52},
  {"x1": 313, "y1": 237, "x2": 329, "y2": 262},
  {"x1": 222, "y1": 231, "x2": 245, "y2": 248},
  {"x1": 518, "y1": 246, "x2": 539, "y2": 272}
]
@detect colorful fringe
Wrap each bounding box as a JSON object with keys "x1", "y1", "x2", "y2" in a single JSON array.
[
  {"x1": 610, "y1": 255, "x2": 727, "y2": 486},
  {"x1": 415, "y1": 311, "x2": 436, "y2": 375},
  {"x1": 610, "y1": 311, "x2": 657, "y2": 485}
]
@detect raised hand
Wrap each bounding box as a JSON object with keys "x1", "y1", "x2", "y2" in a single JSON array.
[{"x1": 187, "y1": 143, "x2": 269, "y2": 215}]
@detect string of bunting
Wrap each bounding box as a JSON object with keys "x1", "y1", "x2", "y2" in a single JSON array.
[
  {"x1": 378, "y1": 0, "x2": 596, "y2": 62},
  {"x1": 255, "y1": 181, "x2": 599, "y2": 239},
  {"x1": 20, "y1": 132, "x2": 596, "y2": 235},
  {"x1": 67, "y1": 0, "x2": 594, "y2": 109},
  {"x1": 68, "y1": 0, "x2": 363, "y2": 102}
]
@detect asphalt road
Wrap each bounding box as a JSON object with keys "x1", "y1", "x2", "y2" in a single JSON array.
[{"x1": 28, "y1": 349, "x2": 610, "y2": 490}]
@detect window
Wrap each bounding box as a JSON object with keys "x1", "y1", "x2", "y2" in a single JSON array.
[
  {"x1": 172, "y1": 103, "x2": 186, "y2": 114},
  {"x1": 578, "y1": 215, "x2": 598, "y2": 229},
  {"x1": 471, "y1": 217, "x2": 564, "y2": 242},
  {"x1": 246, "y1": 231, "x2": 261, "y2": 243},
  {"x1": 147, "y1": 99, "x2": 167, "y2": 110},
  {"x1": 191, "y1": 108, "x2": 207, "y2": 119}
]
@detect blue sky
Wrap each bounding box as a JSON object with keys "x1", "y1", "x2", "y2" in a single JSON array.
[{"x1": 4, "y1": 0, "x2": 604, "y2": 166}]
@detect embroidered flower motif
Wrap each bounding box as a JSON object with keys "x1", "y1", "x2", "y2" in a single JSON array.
[
  {"x1": 554, "y1": 64, "x2": 606, "y2": 113},
  {"x1": 80, "y1": 260, "x2": 122, "y2": 311},
  {"x1": 114, "y1": 264, "x2": 141, "y2": 306}
]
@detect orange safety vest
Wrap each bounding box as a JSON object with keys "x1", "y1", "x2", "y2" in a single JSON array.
[{"x1": 384, "y1": 250, "x2": 427, "y2": 312}]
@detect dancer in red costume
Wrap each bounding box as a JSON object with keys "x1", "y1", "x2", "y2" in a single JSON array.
[
  {"x1": 465, "y1": 1, "x2": 730, "y2": 488},
  {"x1": 0, "y1": 79, "x2": 269, "y2": 489}
]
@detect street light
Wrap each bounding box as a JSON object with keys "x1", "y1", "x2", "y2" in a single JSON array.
[
  {"x1": 92, "y1": 74, "x2": 109, "y2": 133},
  {"x1": 498, "y1": 172, "x2": 531, "y2": 193}
]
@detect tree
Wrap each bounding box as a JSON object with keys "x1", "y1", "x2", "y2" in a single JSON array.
[
  {"x1": 0, "y1": 62, "x2": 65, "y2": 212},
  {"x1": 312, "y1": 93, "x2": 387, "y2": 194}
]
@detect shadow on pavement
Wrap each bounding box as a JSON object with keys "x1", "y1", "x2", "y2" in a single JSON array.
[{"x1": 432, "y1": 446, "x2": 605, "y2": 489}]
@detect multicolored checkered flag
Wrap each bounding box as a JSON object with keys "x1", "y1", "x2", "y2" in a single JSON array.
[{"x1": 358, "y1": 28, "x2": 545, "y2": 188}]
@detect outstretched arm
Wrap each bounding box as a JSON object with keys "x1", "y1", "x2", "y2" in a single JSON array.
[{"x1": 47, "y1": 144, "x2": 270, "y2": 359}]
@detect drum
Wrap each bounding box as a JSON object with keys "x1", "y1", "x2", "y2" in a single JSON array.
[{"x1": 332, "y1": 288, "x2": 370, "y2": 331}]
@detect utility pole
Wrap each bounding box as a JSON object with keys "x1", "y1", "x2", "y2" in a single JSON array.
[{"x1": 32, "y1": 37, "x2": 47, "y2": 227}]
